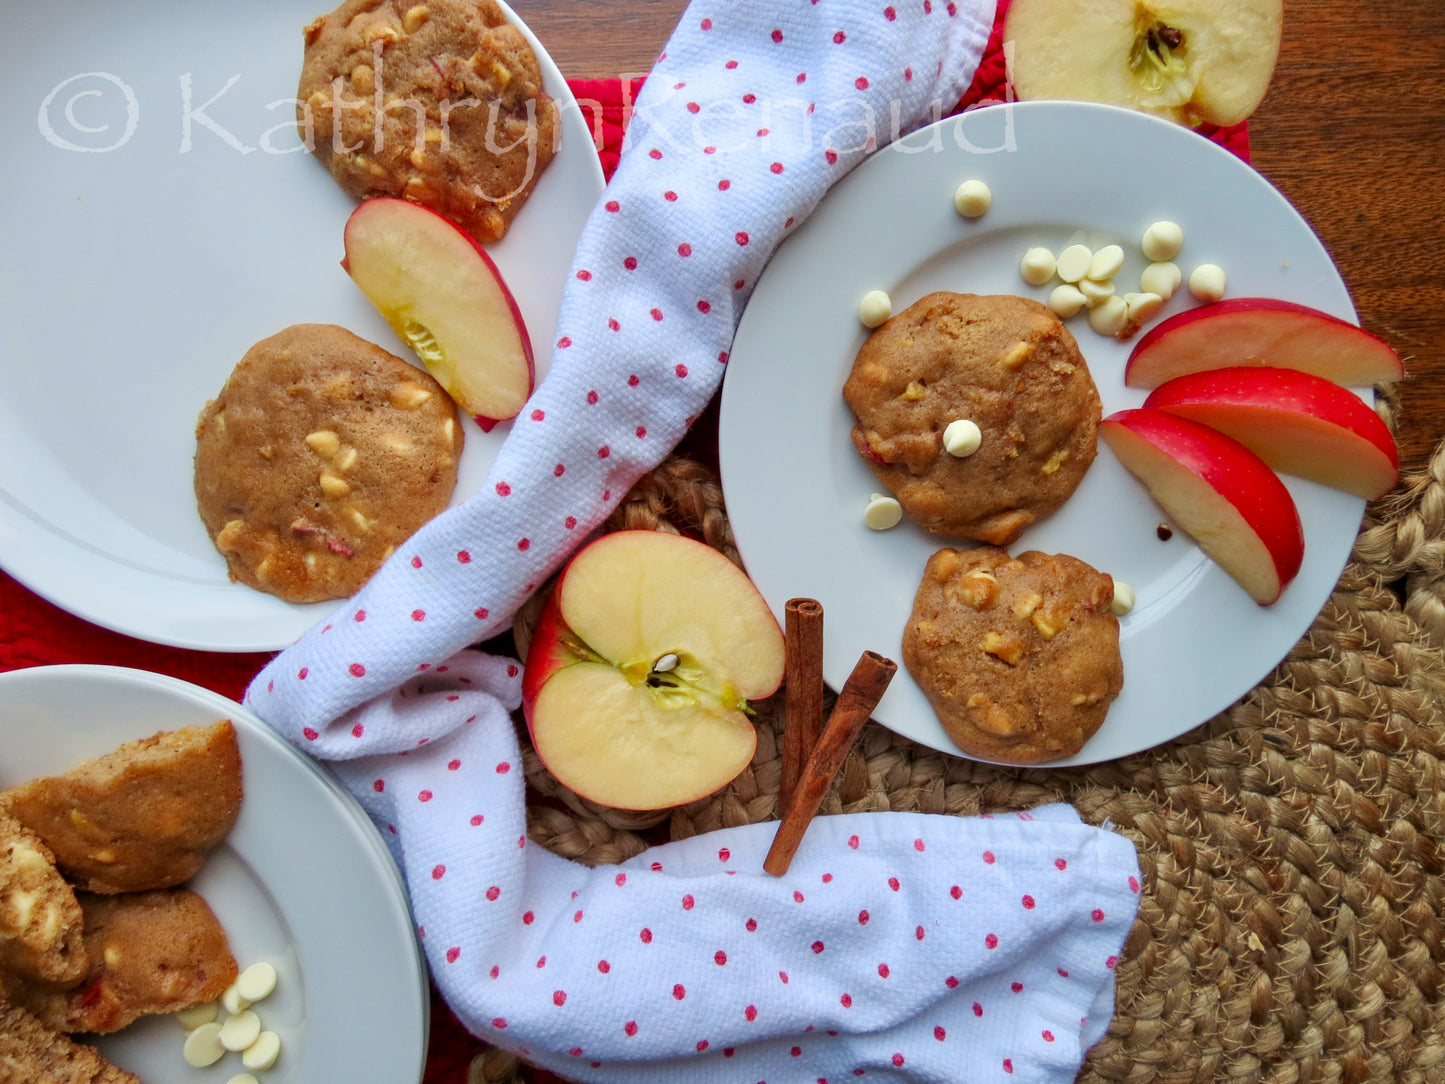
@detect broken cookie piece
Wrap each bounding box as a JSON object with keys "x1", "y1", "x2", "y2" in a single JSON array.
[{"x1": 0, "y1": 809, "x2": 85, "y2": 986}]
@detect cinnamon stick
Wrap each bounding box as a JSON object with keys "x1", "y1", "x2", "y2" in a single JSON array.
[
  {"x1": 779, "y1": 598, "x2": 825, "y2": 813},
  {"x1": 764, "y1": 650, "x2": 897, "y2": 876}
]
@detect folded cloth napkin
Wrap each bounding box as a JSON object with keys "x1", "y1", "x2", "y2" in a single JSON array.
[{"x1": 245, "y1": 0, "x2": 1143, "y2": 1079}]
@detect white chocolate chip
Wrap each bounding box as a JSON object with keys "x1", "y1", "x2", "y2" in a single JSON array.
[
  {"x1": 1019, "y1": 247, "x2": 1056, "y2": 286},
  {"x1": 1086, "y1": 244, "x2": 1124, "y2": 282},
  {"x1": 953, "y1": 179, "x2": 991, "y2": 217},
  {"x1": 857, "y1": 289, "x2": 892, "y2": 328},
  {"x1": 1055, "y1": 244, "x2": 1093, "y2": 284},
  {"x1": 942, "y1": 419, "x2": 982, "y2": 457},
  {"x1": 1124, "y1": 291, "x2": 1165, "y2": 329},
  {"x1": 1141, "y1": 220, "x2": 1184, "y2": 262},
  {"x1": 1188, "y1": 263, "x2": 1227, "y2": 302},
  {"x1": 219, "y1": 1009, "x2": 262, "y2": 1052},
  {"x1": 183, "y1": 1022, "x2": 226, "y2": 1067},
  {"x1": 1078, "y1": 277, "x2": 1115, "y2": 307},
  {"x1": 1110, "y1": 581, "x2": 1137, "y2": 616},
  {"x1": 1088, "y1": 295, "x2": 1129, "y2": 336},
  {"x1": 227, "y1": 1076, "x2": 261, "y2": 1084},
  {"x1": 1048, "y1": 283, "x2": 1087, "y2": 318},
  {"x1": 864, "y1": 494, "x2": 903, "y2": 531},
  {"x1": 241, "y1": 1031, "x2": 282, "y2": 1072},
  {"x1": 235, "y1": 961, "x2": 278, "y2": 1004},
  {"x1": 221, "y1": 982, "x2": 251, "y2": 1016},
  {"x1": 1139, "y1": 261, "x2": 1182, "y2": 301},
  {"x1": 176, "y1": 1001, "x2": 219, "y2": 1030}
]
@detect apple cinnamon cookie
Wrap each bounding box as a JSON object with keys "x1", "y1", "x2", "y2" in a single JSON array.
[
  {"x1": 844, "y1": 292, "x2": 1101, "y2": 545},
  {"x1": 298, "y1": 0, "x2": 557, "y2": 244},
  {"x1": 902, "y1": 547, "x2": 1123, "y2": 764},
  {"x1": 194, "y1": 324, "x2": 462, "y2": 604},
  {"x1": 0, "y1": 809, "x2": 85, "y2": 986}
]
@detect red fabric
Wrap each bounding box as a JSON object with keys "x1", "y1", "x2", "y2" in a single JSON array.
[{"x1": 0, "y1": 8, "x2": 1251, "y2": 1080}]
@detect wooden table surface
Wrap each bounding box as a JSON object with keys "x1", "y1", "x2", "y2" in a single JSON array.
[{"x1": 518, "y1": 0, "x2": 1445, "y2": 474}]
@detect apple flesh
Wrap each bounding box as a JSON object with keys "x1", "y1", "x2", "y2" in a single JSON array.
[
  {"x1": 1125, "y1": 298, "x2": 1405, "y2": 389},
  {"x1": 1004, "y1": 0, "x2": 1283, "y2": 128},
  {"x1": 1100, "y1": 408, "x2": 1304, "y2": 605},
  {"x1": 521, "y1": 531, "x2": 786, "y2": 811},
  {"x1": 1144, "y1": 366, "x2": 1399, "y2": 499},
  {"x1": 342, "y1": 197, "x2": 533, "y2": 425}
]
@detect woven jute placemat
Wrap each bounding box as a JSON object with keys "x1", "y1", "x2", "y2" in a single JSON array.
[{"x1": 474, "y1": 432, "x2": 1445, "y2": 1084}]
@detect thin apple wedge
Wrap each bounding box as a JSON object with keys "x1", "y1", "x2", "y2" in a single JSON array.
[
  {"x1": 1144, "y1": 366, "x2": 1399, "y2": 499},
  {"x1": 1124, "y1": 298, "x2": 1404, "y2": 388},
  {"x1": 521, "y1": 531, "x2": 786, "y2": 811},
  {"x1": 1101, "y1": 408, "x2": 1304, "y2": 605},
  {"x1": 342, "y1": 198, "x2": 533, "y2": 426}
]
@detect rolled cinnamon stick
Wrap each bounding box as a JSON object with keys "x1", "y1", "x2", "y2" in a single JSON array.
[
  {"x1": 779, "y1": 598, "x2": 825, "y2": 813},
  {"x1": 764, "y1": 650, "x2": 897, "y2": 876}
]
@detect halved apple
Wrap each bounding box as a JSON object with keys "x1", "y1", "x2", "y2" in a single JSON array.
[
  {"x1": 1101, "y1": 408, "x2": 1304, "y2": 605},
  {"x1": 1124, "y1": 298, "x2": 1405, "y2": 389},
  {"x1": 342, "y1": 198, "x2": 533, "y2": 425},
  {"x1": 1004, "y1": 0, "x2": 1283, "y2": 128},
  {"x1": 521, "y1": 531, "x2": 786, "y2": 811},
  {"x1": 1144, "y1": 366, "x2": 1399, "y2": 499}
]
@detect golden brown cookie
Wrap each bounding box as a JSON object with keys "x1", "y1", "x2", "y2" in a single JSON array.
[
  {"x1": 194, "y1": 324, "x2": 463, "y2": 604},
  {"x1": 843, "y1": 292, "x2": 1101, "y2": 545},
  {"x1": 2, "y1": 890, "x2": 237, "y2": 1035},
  {"x1": 0, "y1": 1001, "x2": 141, "y2": 1083},
  {"x1": 298, "y1": 0, "x2": 558, "y2": 244},
  {"x1": 902, "y1": 547, "x2": 1123, "y2": 763},
  {"x1": 0, "y1": 721, "x2": 242, "y2": 895},
  {"x1": 0, "y1": 809, "x2": 85, "y2": 986}
]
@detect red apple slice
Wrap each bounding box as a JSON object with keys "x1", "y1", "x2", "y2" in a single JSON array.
[
  {"x1": 1100, "y1": 408, "x2": 1305, "y2": 605},
  {"x1": 1124, "y1": 298, "x2": 1404, "y2": 389},
  {"x1": 1144, "y1": 366, "x2": 1399, "y2": 499},
  {"x1": 521, "y1": 531, "x2": 785, "y2": 811},
  {"x1": 342, "y1": 198, "x2": 533, "y2": 425}
]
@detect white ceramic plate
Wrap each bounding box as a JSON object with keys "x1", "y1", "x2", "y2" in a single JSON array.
[
  {"x1": 0, "y1": 664, "x2": 428, "y2": 1082},
  {"x1": 720, "y1": 100, "x2": 1365, "y2": 766},
  {"x1": 0, "y1": 1, "x2": 604, "y2": 652}
]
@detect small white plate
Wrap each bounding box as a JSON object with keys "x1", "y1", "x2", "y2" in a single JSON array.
[
  {"x1": 0, "y1": 0, "x2": 604, "y2": 652},
  {"x1": 0, "y1": 664, "x2": 428, "y2": 1082},
  {"x1": 720, "y1": 100, "x2": 1365, "y2": 766}
]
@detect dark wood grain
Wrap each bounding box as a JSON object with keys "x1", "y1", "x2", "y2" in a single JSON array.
[{"x1": 517, "y1": 0, "x2": 1445, "y2": 471}]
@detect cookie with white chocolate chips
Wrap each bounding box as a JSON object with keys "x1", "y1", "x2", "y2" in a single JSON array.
[
  {"x1": 843, "y1": 292, "x2": 1100, "y2": 545},
  {"x1": 903, "y1": 547, "x2": 1123, "y2": 764},
  {"x1": 194, "y1": 324, "x2": 462, "y2": 603},
  {"x1": 298, "y1": 0, "x2": 557, "y2": 244}
]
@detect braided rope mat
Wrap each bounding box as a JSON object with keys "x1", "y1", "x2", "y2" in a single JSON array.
[{"x1": 474, "y1": 434, "x2": 1445, "y2": 1084}]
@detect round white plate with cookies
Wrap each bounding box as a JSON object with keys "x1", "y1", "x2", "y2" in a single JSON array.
[
  {"x1": 720, "y1": 100, "x2": 1366, "y2": 766},
  {"x1": 0, "y1": 0, "x2": 604, "y2": 652},
  {"x1": 0, "y1": 664, "x2": 428, "y2": 1083}
]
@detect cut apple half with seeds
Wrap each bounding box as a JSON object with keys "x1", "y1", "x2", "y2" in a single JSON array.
[
  {"x1": 521, "y1": 531, "x2": 786, "y2": 811},
  {"x1": 1144, "y1": 366, "x2": 1399, "y2": 499},
  {"x1": 1101, "y1": 408, "x2": 1304, "y2": 605},
  {"x1": 1124, "y1": 297, "x2": 1404, "y2": 389},
  {"x1": 342, "y1": 198, "x2": 534, "y2": 425}
]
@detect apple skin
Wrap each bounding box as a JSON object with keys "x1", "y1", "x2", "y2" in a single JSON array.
[
  {"x1": 342, "y1": 197, "x2": 534, "y2": 426},
  {"x1": 521, "y1": 531, "x2": 786, "y2": 811},
  {"x1": 1143, "y1": 366, "x2": 1399, "y2": 500},
  {"x1": 1101, "y1": 408, "x2": 1305, "y2": 605},
  {"x1": 1125, "y1": 298, "x2": 1405, "y2": 389}
]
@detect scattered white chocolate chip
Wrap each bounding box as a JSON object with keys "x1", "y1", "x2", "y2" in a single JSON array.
[
  {"x1": 176, "y1": 1001, "x2": 219, "y2": 1030},
  {"x1": 221, "y1": 981, "x2": 251, "y2": 1016},
  {"x1": 1055, "y1": 244, "x2": 1093, "y2": 284},
  {"x1": 1139, "y1": 260, "x2": 1182, "y2": 301},
  {"x1": 1124, "y1": 291, "x2": 1165, "y2": 329},
  {"x1": 857, "y1": 289, "x2": 892, "y2": 328},
  {"x1": 219, "y1": 1009, "x2": 262, "y2": 1053},
  {"x1": 942, "y1": 419, "x2": 982, "y2": 457},
  {"x1": 1110, "y1": 581, "x2": 1137, "y2": 616},
  {"x1": 226, "y1": 1075, "x2": 261, "y2": 1084},
  {"x1": 1019, "y1": 247, "x2": 1056, "y2": 286},
  {"x1": 1141, "y1": 220, "x2": 1185, "y2": 262},
  {"x1": 1088, "y1": 295, "x2": 1129, "y2": 336},
  {"x1": 953, "y1": 179, "x2": 992, "y2": 217},
  {"x1": 1078, "y1": 277, "x2": 1115, "y2": 307},
  {"x1": 1086, "y1": 244, "x2": 1124, "y2": 282},
  {"x1": 864, "y1": 493, "x2": 903, "y2": 531},
  {"x1": 1188, "y1": 263, "x2": 1227, "y2": 302},
  {"x1": 241, "y1": 1031, "x2": 282, "y2": 1072},
  {"x1": 1048, "y1": 283, "x2": 1088, "y2": 318},
  {"x1": 235, "y1": 961, "x2": 278, "y2": 1004},
  {"x1": 183, "y1": 1022, "x2": 226, "y2": 1068}
]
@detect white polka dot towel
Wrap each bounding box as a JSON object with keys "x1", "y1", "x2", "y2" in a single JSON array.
[{"x1": 246, "y1": 0, "x2": 1143, "y2": 1079}]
